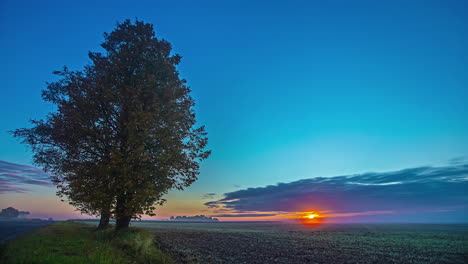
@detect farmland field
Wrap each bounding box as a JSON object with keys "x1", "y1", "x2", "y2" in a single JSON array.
[
  {"x1": 0, "y1": 219, "x2": 54, "y2": 243},
  {"x1": 82, "y1": 220, "x2": 468, "y2": 263}
]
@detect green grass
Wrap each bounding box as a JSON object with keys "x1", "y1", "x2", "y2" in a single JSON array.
[{"x1": 0, "y1": 221, "x2": 174, "y2": 264}]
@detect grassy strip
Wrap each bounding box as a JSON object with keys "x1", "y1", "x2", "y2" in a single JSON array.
[{"x1": 0, "y1": 221, "x2": 174, "y2": 264}]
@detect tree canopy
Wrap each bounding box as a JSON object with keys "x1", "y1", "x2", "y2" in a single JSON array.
[{"x1": 13, "y1": 19, "x2": 210, "y2": 230}]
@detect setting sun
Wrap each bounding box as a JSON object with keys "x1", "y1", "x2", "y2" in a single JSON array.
[
  {"x1": 284, "y1": 211, "x2": 327, "y2": 227},
  {"x1": 301, "y1": 212, "x2": 325, "y2": 227}
]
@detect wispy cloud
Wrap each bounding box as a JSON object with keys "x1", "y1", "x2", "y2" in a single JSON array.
[
  {"x1": 449, "y1": 156, "x2": 467, "y2": 165},
  {"x1": 201, "y1": 193, "x2": 217, "y2": 199},
  {"x1": 205, "y1": 164, "x2": 468, "y2": 220},
  {"x1": 211, "y1": 213, "x2": 278, "y2": 217},
  {"x1": 0, "y1": 161, "x2": 53, "y2": 194}
]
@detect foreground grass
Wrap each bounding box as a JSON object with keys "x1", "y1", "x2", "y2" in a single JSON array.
[{"x1": 0, "y1": 221, "x2": 174, "y2": 264}]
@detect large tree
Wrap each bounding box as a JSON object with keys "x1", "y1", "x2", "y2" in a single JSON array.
[
  {"x1": 14, "y1": 19, "x2": 210, "y2": 230},
  {"x1": 14, "y1": 65, "x2": 118, "y2": 228}
]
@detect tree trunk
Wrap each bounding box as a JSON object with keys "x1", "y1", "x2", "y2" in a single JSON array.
[
  {"x1": 115, "y1": 195, "x2": 132, "y2": 231},
  {"x1": 115, "y1": 214, "x2": 132, "y2": 230},
  {"x1": 97, "y1": 206, "x2": 111, "y2": 229}
]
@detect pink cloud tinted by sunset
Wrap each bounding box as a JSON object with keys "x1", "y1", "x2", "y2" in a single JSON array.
[{"x1": 0, "y1": 161, "x2": 53, "y2": 193}]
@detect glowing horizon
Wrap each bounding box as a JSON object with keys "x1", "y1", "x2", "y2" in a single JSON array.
[{"x1": 1, "y1": 160, "x2": 467, "y2": 223}]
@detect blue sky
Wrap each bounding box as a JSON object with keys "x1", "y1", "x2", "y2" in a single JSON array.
[{"x1": 1, "y1": 0, "x2": 467, "y2": 220}]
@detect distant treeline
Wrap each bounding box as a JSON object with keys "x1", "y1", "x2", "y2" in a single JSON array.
[
  {"x1": 0, "y1": 207, "x2": 30, "y2": 218},
  {"x1": 169, "y1": 215, "x2": 219, "y2": 222}
]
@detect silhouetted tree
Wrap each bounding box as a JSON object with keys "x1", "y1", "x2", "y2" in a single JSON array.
[
  {"x1": 13, "y1": 19, "x2": 210, "y2": 230},
  {"x1": 13, "y1": 64, "x2": 117, "y2": 228},
  {"x1": 99, "y1": 20, "x2": 210, "y2": 230},
  {"x1": 0, "y1": 207, "x2": 23, "y2": 218}
]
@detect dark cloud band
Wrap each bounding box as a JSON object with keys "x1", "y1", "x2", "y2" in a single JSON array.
[{"x1": 205, "y1": 164, "x2": 468, "y2": 220}]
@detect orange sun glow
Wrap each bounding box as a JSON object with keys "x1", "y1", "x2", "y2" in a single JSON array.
[
  {"x1": 286, "y1": 211, "x2": 327, "y2": 227},
  {"x1": 307, "y1": 214, "x2": 317, "y2": 219}
]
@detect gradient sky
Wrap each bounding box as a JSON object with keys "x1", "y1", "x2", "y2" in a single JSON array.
[{"x1": 1, "y1": 0, "x2": 467, "y2": 222}]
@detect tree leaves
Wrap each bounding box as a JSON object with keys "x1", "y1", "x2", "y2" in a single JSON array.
[{"x1": 12, "y1": 19, "x2": 210, "y2": 229}]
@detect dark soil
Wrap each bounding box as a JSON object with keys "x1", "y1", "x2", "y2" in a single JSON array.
[{"x1": 148, "y1": 222, "x2": 468, "y2": 264}]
